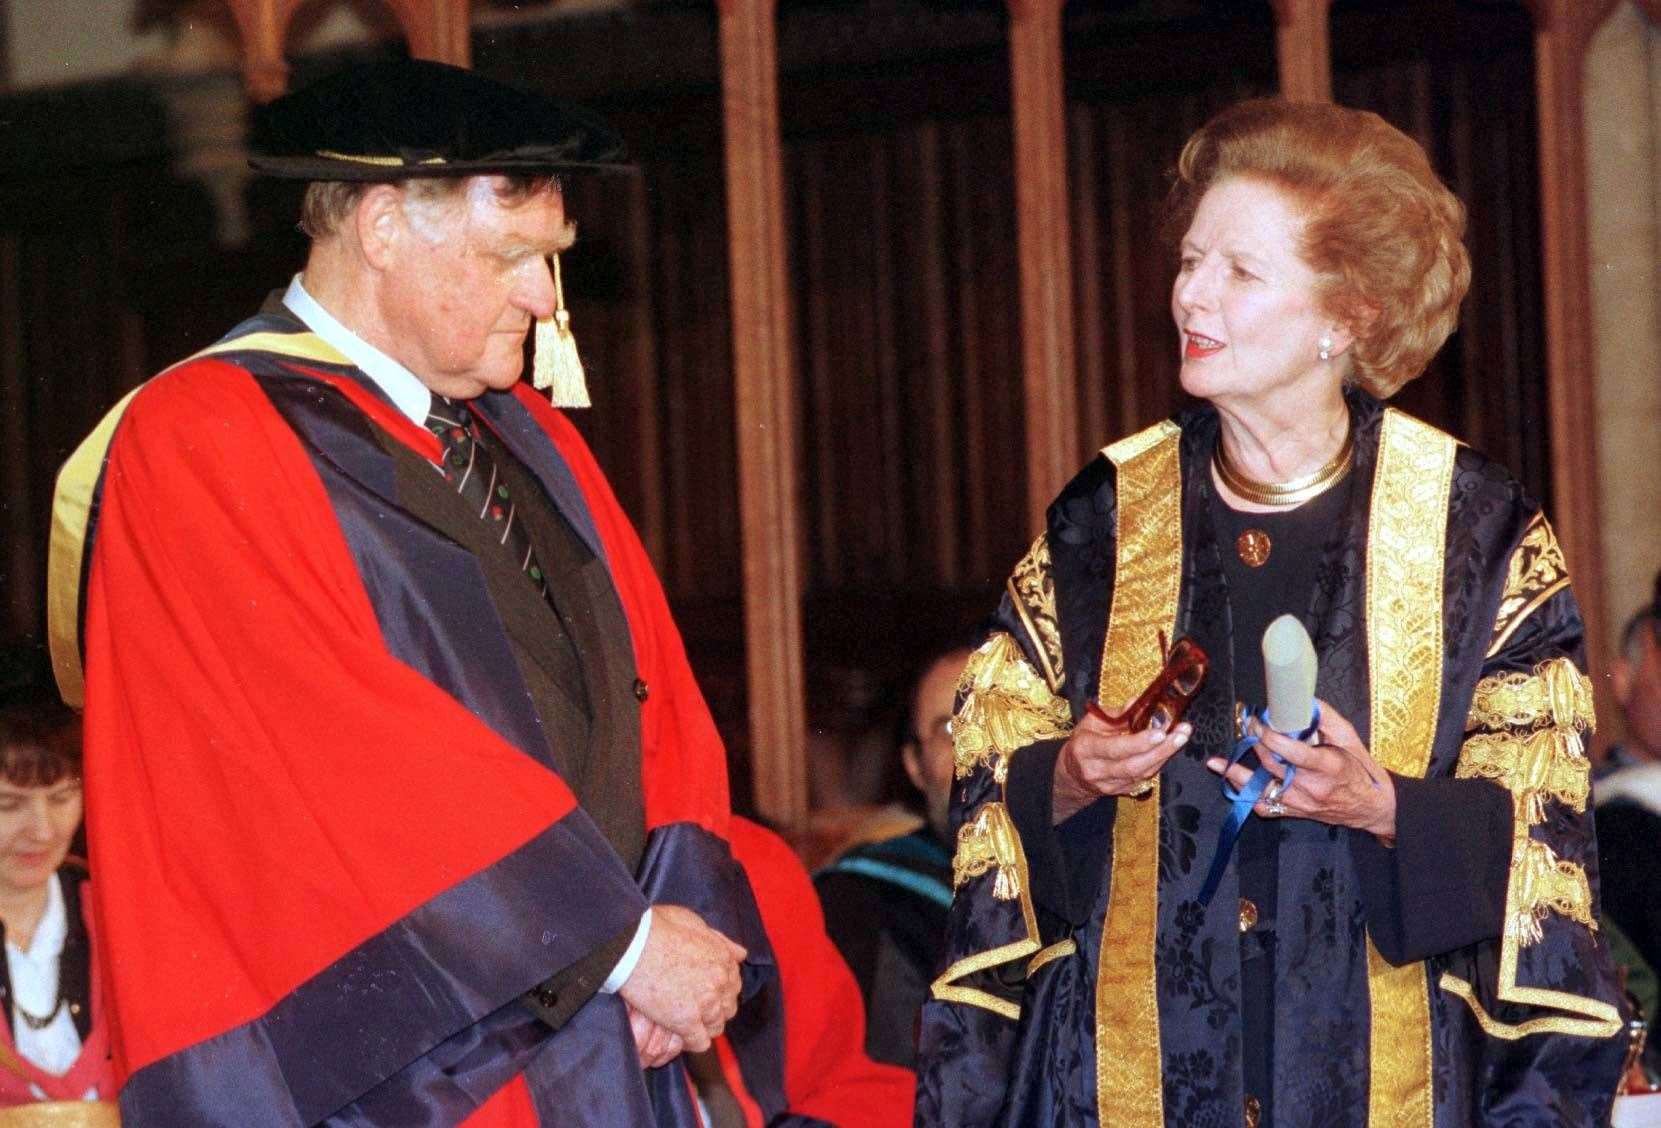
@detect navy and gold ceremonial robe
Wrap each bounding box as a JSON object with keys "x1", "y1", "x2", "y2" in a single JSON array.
[
  {"x1": 917, "y1": 393, "x2": 1627, "y2": 1126},
  {"x1": 49, "y1": 306, "x2": 797, "y2": 1127}
]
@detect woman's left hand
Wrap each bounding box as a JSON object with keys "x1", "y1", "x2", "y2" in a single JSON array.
[{"x1": 1205, "y1": 698, "x2": 1397, "y2": 843}]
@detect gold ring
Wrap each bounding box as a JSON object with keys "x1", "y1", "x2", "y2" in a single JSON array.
[{"x1": 1126, "y1": 778, "x2": 1155, "y2": 798}]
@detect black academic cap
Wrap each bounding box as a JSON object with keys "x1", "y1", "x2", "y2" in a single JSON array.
[{"x1": 248, "y1": 58, "x2": 630, "y2": 181}]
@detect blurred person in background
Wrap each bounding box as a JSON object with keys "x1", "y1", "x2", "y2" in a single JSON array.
[
  {"x1": 1596, "y1": 571, "x2": 1661, "y2": 978},
  {"x1": 815, "y1": 645, "x2": 967, "y2": 1068},
  {"x1": 0, "y1": 702, "x2": 114, "y2": 1123}
]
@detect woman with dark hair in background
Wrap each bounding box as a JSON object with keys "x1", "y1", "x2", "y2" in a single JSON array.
[
  {"x1": 0, "y1": 705, "x2": 114, "y2": 1124},
  {"x1": 917, "y1": 99, "x2": 1624, "y2": 1126}
]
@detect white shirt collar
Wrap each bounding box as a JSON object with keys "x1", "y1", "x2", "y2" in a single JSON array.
[
  {"x1": 283, "y1": 275, "x2": 432, "y2": 426},
  {"x1": 5, "y1": 874, "x2": 82, "y2": 1086},
  {"x1": 7, "y1": 873, "x2": 66, "y2": 963}
]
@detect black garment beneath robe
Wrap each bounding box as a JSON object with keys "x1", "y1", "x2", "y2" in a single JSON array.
[{"x1": 814, "y1": 828, "x2": 953, "y2": 1067}]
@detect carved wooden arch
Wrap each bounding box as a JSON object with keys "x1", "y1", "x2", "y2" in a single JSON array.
[{"x1": 220, "y1": 0, "x2": 472, "y2": 102}]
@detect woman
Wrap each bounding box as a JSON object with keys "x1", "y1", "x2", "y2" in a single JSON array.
[
  {"x1": 917, "y1": 100, "x2": 1625, "y2": 1127},
  {"x1": 0, "y1": 705, "x2": 115, "y2": 1124}
]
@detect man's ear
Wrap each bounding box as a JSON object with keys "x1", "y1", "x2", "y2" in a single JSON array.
[
  {"x1": 1612, "y1": 655, "x2": 1635, "y2": 708},
  {"x1": 901, "y1": 741, "x2": 926, "y2": 794},
  {"x1": 354, "y1": 184, "x2": 407, "y2": 272}
]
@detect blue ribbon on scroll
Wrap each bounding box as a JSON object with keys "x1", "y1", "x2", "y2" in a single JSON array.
[{"x1": 1197, "y1": 702, "x2": 1320, "y2": 906}]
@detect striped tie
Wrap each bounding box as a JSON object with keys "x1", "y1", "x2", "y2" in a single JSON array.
[{"x1": 425, "y1": 400, "x2": 549, "y2": 598}]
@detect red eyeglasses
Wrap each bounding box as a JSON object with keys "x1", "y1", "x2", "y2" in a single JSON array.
[{"x1": 1087, "y1": 634, "x2": 1210, "y2": 734}]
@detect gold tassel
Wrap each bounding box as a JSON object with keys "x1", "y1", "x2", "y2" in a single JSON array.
[{"x1": 533, "y1": 253, "x2": 589, "y2": 408}]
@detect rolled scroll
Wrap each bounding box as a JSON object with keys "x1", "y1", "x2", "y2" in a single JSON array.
[{"x1": 1262, "y1": 614, "x2": 1317, "y2": 734}]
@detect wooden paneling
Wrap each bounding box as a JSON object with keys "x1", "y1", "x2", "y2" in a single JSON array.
[
  {"x1": 559, "y1": 149, "x2": 743, "y2": 607},
  {"x1": 718, "y1": 0, "x2": 809, "y2": 831},
  {"x1": 1065, "y1": 84, "x2": 1275, "y2": 451},
  {"x1": 0, "y1": 232, "x2": 27, "y2": 638},
  {"x1": 787, "y1": 118, "x2": 1027, "y2": 597},
  {"x1": 1009, "y1": 0, "x2": 1081, "y2": 523},
  {"x1": 1523, "y1": 0, "x2": 1618, "y2": 727},
  {"x1": 0, "y1": 0, "x2": 10, "y2": 92},
  {"x1": 222, "y1": 0, "x2": 470, "y2": 100},
  {"x1": 1272, "y1": 0, "x2": 1334, "y2": 101},
  {"x1": 1064, "y1": 10, "x2": 1277, "y2": 449},
  {"x1": 0, "y1": 150, "x2": 282, "y2": 646},
  {"x1": 1330, "y1": 4, "x2": 1551, "y2": 509}
]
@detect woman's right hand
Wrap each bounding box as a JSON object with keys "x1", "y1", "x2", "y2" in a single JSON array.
[{"x1": 1052, "y1": 713, "x2": 1191, "y2": 823}]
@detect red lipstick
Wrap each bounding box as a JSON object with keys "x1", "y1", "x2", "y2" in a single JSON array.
[{"x1": 1184, "y1": 333, "x2": 1223, "y2": 359}]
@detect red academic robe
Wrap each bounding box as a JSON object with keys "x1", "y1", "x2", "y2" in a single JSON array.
[
  {"x1": 721, "y1": 817, "x2": 915, "y2": 1128},
  {"x1": 62, "y1": 310, "x2": 777, "y2": 1125}
]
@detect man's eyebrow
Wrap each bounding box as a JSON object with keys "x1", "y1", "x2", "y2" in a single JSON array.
[{"x1": 501, "y1": 223, "x2": 578, "y2": 259}]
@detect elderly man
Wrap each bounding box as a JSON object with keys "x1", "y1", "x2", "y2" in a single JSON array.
[{"x1": 48, "y1": 60, "x2": 784, "y2": 1126}]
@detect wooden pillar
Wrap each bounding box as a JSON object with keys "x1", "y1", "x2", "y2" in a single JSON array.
[
  {"x1": 389, "y1": 0, "x2": 473, "y2": 68},
  {"x1": 221, "y1": 0, "x2": 472, "y2": 101},
  {"x1": 1526, "y1": 0, "x2": 1619, "y2": 713},
  {"x1": 221, "y1": 0, "x2": 299, "y2": 102},
  {"x1": 717, "y1": 0, "x2": 809, "y2": 831},
  {"x1": 1007, "y1": 0, "x2": 1079, "y2": 526},
  {"x1": 1271, "y1": 0, "x2": 1333, "y2": 102}
]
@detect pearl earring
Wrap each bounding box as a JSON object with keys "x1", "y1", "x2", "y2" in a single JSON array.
[{"x1": 1318, "y1": 336, "x2": 1333, "y2": 361}]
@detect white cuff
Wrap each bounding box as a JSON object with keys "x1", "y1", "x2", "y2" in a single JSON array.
[{"x1": 600, "y1": 908, "x2": 652, "y2": 994}]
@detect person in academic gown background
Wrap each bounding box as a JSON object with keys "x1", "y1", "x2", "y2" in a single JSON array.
[{"x1": 815, "y1": 645, "x2": 964, "y2": 1068}]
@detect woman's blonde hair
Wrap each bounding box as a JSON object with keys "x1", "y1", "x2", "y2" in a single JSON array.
[{"x1": 1165, "y1": 99, "x2": 1471, "y2": 398}]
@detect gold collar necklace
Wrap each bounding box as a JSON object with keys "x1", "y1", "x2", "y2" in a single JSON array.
[{"x1": 1213, "y1": 425, "x2": 1355, "y2": 507}]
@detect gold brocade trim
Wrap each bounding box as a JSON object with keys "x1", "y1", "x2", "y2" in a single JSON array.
[
  {"x1": 1436, "y1": 972, "x2": 1621, "y2": 1040},
  {"x1": 315, "y1": 149, "x2": 449, "y2": 167},
  {"x1": 1365, "y1": 945, "x2": 1436, "y2": 1124},
  {"x1": 1028, "y1": 938, "x2": 1077, "y2": 977},
  {"x1": 951, "y1": 802, "x2": 1025, "y2": 901},
  {"x1": 48, "y1": 387, "x2": 141, "y2": 709},
  {"x1": 930, "y1": 978, "x2": 1022, "y2": 1022},
  {"x1": 0, "y1": 1101, "x2": 120, "y2": 1128},
  {"x1": 46, "y1": 331, "x2": 357, "y2": 707},
  {"x1": 1507, "y1": 838, "x2": 1596, "y2": 946},
  {"x1": 930, "y1": 799, "x2": 1041, "y2": 1022},
  {"x1": 1465, "y1": 659, "x2": 1595, "y2": 734},
  {"x1": 952, "y1": 632, "x2": 1073, "y2": 785},
  {"x1": 1365, "y1": 409, "x2": 1455, "y2": 1128},
  {"x1": 1094, "y1": 420, "x2": 1182, "y2": 1127},
  {"x1": 1441, "y1": 661, "x2": 1616, "y2": 1037},
  {"x1": 1436, "y1": 819, "x2": 1619, "y2": 1041},
  {"x1": 1455, "y1": 728, "x2": 1589, "y2": 825},
  {"x1": 1007, "y1": 534, "x2": 1065, "y2": 692},
  {"x1": 1486, "y1": 515, "x2": 1571, "y2": 659},
  {"x1": 1105, "y1": 421, "x2": 1181, "y2": 465},
  {"x1": 190, "y1": 331, "x2": 355, "y2": 370}
]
